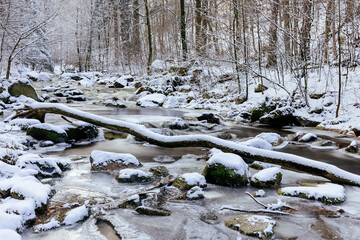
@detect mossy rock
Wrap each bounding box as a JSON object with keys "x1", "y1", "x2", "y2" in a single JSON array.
[
  {"x1": 27, "y1": 124, "x2": 67, "y2": 143},
  {"x1": 202, "y1": 163, "x2": 249, "y2": 187},
  {"x1": 186, "y1": 187, "x2": 205, "y2": 200},
  {"x1": 116, "y1": 172, "x2": 151, "y2": 183},
  {"x1": 250, "y1": 172, "x2": 282, "y2": 188},
  {"x1": 225, "y1": 215, "x2": 276, "y2": 239},
  {"x1": 134, "y1": 206, "x2": 171, "y2": 216},
  {"x1": 8, "y1": 80, "x2": 40, "y2": 101},
  {"x1": 64, "y1": 123, "x2": 98, "y2": 142},
  {"x1": 149, "y1": 166, "x2": 169, "y2": 177},
  {"x1": 259, "y1": 106, "x2": 296, "y2": 127}
]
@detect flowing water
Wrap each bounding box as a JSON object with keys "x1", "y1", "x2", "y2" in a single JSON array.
[{"x1": 18, "y1": 83, "x2": 360, "y2": 240}]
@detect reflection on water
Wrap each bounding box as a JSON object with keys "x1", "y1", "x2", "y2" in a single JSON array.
[{"x1": 96, "y1": 219, "x2": 122, "y2": 240}]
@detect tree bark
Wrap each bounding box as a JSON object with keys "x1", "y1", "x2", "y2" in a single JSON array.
[
  {"x1": 11, "y1": 102, "x2": 360, "y2": 187},
  {"x1": 266, "y1": 0, "x2": 279, "y2": 68},
  {"x1": 180, "y1": 0, "x2": 188, "y2": 61},
  {"x1": 144, "y1": 0, "x2": 152, "y2": 74}
]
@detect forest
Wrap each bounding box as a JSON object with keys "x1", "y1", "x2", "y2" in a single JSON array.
[{"x1": 0, "y1": 0, "x2": 360, "y2": 239}]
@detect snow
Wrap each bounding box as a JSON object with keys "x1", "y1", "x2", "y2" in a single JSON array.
[
  {"x1": 118, "y1": 169, "x2": 148, "y2": 179},
  {"x1": 24, "y1": 102, "x2": 360, "y2": 186},
  {"x1": 63, "y1": 204, "x2": 89, "y2": 225},
  {"x1": 255, "y1": 133, "x2": 282, "y2": 145},
  {"x1": 137, "y1": 94, "x2": 167, "y2": 107},
  {"x1": 242, "y1": 138, "x2": 273, "y2": 150},
  {"x1": 33, "y1": 218, "x2": 61, "y2": 232},
  {"x1": 151, "y1": 60, "x2": 167, "y2": 71},
  {"x1": 90, "y1": 150, "x2": 139, "y2": 167},
  {"x1": 208, "y1": 150, "x2": 250, "y2": 177},
  {"x1": 0, "y1": 211, "x2": 22, "y2": 231},
  {"x1": 9, "y1": 119, "x2": 41, "y2": 129},
  {"x1": 127, "y1": 194, "x2": 140, "y2": 203},
  {"x1": 180, "y1": 172, "x2": 206, "y2": 186},
  {"x1": 251, "y1": 167, "x2": 281, "y2": 182},
  {"x1": 280, "y1": 183, "x2": 345, "y2": 202},
  {"x1": 38, "y1": 72, "x2": 51, "y2": 82},
  {"x1": 247, "y1": 215, "x2": 276, "y2": 237},
  {"x1": 16, "y1": 154, "x2": 64, "y2": 177},
  {"x1": 0, "y1": 197, "x2": 36, "y2": 223},
  {"x1": 0, "y1": 229, "x2": 22, "y2": 240},
  {"x1": 254, "y1": 189, "x2": 266, "y2": 197},
  {"x1": 0, "y1": 161, "x2": 37, "y2": 179}
]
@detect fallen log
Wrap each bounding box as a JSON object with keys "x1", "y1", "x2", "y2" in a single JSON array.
[{"x1": 9, "y1": 102, "x2": 360, "y2": 187}]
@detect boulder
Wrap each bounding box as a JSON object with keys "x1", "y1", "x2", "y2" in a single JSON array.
[
  {"x1": 202, "y1": 150, "x2": 250, "y2": 187},
  {"x1": 196, "y1": 113, "x2": 220, "y2": 124},
  {"x1": 27, "y1": 123, "x2": 67, "y2": 143},
  {"x1": 172, "y1": 172, "x2": 207, "y2": 190},
  {"x1": 217, "y1": 131, "x2": 233, "y2": 140},
  {"x1": 225, "y1": 215, "x2": 276, "y2": 239},
  {"x1": 250, "y1": 101, "x2": 276, "y2": 122},
  {"x1": 116, "y1": 169, "x2": 151, "y2": 183},
  {"x1": 168, "y1": 118, "x2": 188, "y2": 130},
  {"x1": 137, "y1": 93, "x2": 167, "y2": 107},
  {"x1": 255, "y1": 132, "x2": 282, "y2": 146},
  {"x1": 66, "y1": 95, "x2": 86, "y2": 101},
  {"x1": 118, "y1": 194, "x2": 143, "y2": 209},
  {"x1": 294, "y1": 115, "x2": 321, "y2": 127},
  {"x1": 8, "y1": 80, "x2": 39, "y2": 101},
  {"x1": 62, "y1": 123, "x2": 99, "y2": 142},
  {"x1": 299, "y1": 133, "x2": 317, "y2": 142},
  {"x1": 254, "y1": 84, "x2": 268, "y2": 93},
  {"x1": 259, "y1": 106, "x2": 296, "y2": 127},
  {"x1": 250, "y1": 167, "x2": 282, "y2": 188},
  {"x1": 90, "y1": 150, "x2": 140, "y2": 171}
]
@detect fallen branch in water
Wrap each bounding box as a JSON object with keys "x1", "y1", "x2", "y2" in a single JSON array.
[
  {"x1": 220, "y1": 206, "x2": 291, "y2": 215},
  {"x1": 8, "y1": 102, "x2": 360, "y2": 187}
]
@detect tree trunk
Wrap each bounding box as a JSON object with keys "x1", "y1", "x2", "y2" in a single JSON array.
[
  {"x1": 266, "y1": 0, "x2": 279, "y2": 68},
  {"x1": 144, "y1": 0, "x2": 152, "y2": 74},
  {"x1": 12, "y1": 102, "x2": 360, "y2": 187},
  {"x1": 132, "y1": 0, "x2": 141, "y2": 59},
  {"x1": 336, "y1": 0, "x2": 342, "y2": 118},
  {"x1": 113, "y1": 6, "x2": 120, "y2": 68},
  {"x1": 180, "y1": 0, "x2": 188, "y2": 61},
  {"x1": 324, "y1": 1, "x2": 334, "y2": 64},
  {"x1": 120, "y1": 0, "x2": 131, "y2": 66}
]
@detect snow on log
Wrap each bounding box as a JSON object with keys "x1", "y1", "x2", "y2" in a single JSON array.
[{"x1": 10, "y1": 102, "x2": 360, "y2": 187}]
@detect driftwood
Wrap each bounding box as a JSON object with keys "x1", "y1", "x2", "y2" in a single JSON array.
[{"x1": 9, "y1": 102, "x2": 360, "y2": 187}]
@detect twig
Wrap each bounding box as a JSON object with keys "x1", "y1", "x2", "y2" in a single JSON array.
[
  {"x1": 220, "y1": 206, "x2": 291, "y2": 215},
  {"x1": 245, "y1": 191, "x2": 267, "y2": 208}
]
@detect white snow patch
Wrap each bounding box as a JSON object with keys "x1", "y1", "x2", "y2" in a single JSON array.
[
  {"x1": 251, "y1": 167, "x2": 281, "y2": 182},
  {"x1": 255, "y1": 132, "x2": 282, "y2": 145},
  {"x1": 90, "y1": 150, "x2": 139, "y2": 167},
  {"x1": 242, "y1": 138, "x2": 273, "y2": 151},
  {"x1": 0, "y1": 229, "x2": 21, "y2": 240},
  {"x1": 118, "y1": 169, "x2": 148, "y2": 179},
  {"x1": 137, "y1": 94, "x2": 166, "y2": 107},
  {"x1": 186, "y1": 186, "x2": 204, "y2": 199},
  {"x1": 208, "y1": 150, "x2": 250, "y2": 177},
  {"x1": 180, "y1": 172, "x2": 206, "y2": 186},
  {"x1": 33, "y1": 218, "x2": 61, "y2": 232}
]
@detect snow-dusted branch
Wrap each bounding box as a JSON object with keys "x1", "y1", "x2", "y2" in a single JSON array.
[{"x1": 10, "y1": 102, "x2": 360, "y2": 187}]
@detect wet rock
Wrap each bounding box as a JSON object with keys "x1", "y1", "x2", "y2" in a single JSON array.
[
  {"x1": 250, "y1": 101, "x2": 276, "y2": 122},
  {"x1": 168, "y1": 118, "x2": 188, "y2": 130},
  {"x1": 288, "y1": 131, "x2": 305, "y2": 142},
  {"x1": 217, "y1": 131, "x2": 233, "y2": 140},
  {"x1": 200, "y1": 212, "x2": 219, "y2": 225},
  {"x1": 149, "y1": 166, "x2": 169, "y2": 177},
  {"x1": 196, "y1": 113, "x2": 220, "y2": 124},
  {"x1": 104, "y1": 99, "x2": 127, "y2": 108},
  {"x1": 250, "y1": 167, "x2": 282, "y2": 188},
  {"x1": 49, "y1": 98, "x2": 60, "y2": 103},
  {"x1": 278, "y1": 182, "x2": 345, "y2": 204},
  {"x1": 254, "y1": 84, "x2": 268, "y2": 93},
  {"x1": 103, "y1": 130, "x2": 127, "y2": 140},
  {"x1": 8, "y1": 80, "x2": 40, "y2": 101},
  {"x1": 134, "y1": 206, "x2": 171, "y2": 216},
  {"x1": 172, "y1": 172, "x2": 207, "y2": 190},
  {"x1": 259, "y1": 106, "x2": 296, "y2": 127},
  {"x1": 116, "y1": 169, "x2": 151, "y2": 183},
  {"x1": 224, "y1": 214, "x2": 276, "y2": 239},
  {"x1": 186, "y1": 186, "x2": 205, "y2": 200},
  {"x1": 64, "y1": 89, "x2": 83, "y2": 96},
  {"x1": 90, "y1": 150, "x2": 140, "y2": 171},
  {"x1": 27, "y1": 123, "x2": 68, "y2": 143},
  {"x1": 63, "y1": 123, "x2": 99, "y2": 142},
  {"x1": 316, "y1": 140, "x2": 334, "y2": 147},
  {"x1": 202, "y1": 151, "x2": 250, "y2": 187},
  {"x1": 299, "y1": 133, "x2": 317, "y2": 142},
  {"x1": 345, "y1": 141, "x2": 358, "y2": 153},
  {"x1": 250, "y1": 161, "x2": 279, "y2": 170}
]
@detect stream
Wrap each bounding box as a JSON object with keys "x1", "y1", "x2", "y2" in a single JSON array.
[{"x1": 15, "y1": 82, "x2": 360, "y2": 240}]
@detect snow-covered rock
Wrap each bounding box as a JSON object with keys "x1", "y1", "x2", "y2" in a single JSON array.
[
  {"x1": 186, "y1": 186, "x2": 205, "y2": 200},
  {"x1": 137, "y1": 93, "x2": 167, "y2": 107},
  {"x1": 0, "y1": 229, "x2": 22, "y2": 240},
  {"x1": 33, "y1": 218, "x2": 61, "y2": 232},
  {"x1": 63, "y1": 204, "x2": 90, "y2": 225},
  {"x1": 250, "y1": 167, "x2": 282, "y2": 188},
  {"x1": 104, "y1": 99, "x2": 127, "y2": 108},
  {"x1": 163, "y1": 96, "x2": 187, "y2": 108},
  {"x1": 116, "y1": 169, "x2": 151, "y2": 183},
  {"x1": 38, "y1": 72, "x2": 51, "y2": 82},
  {"x1": 168, "y1": 118, "x2": 188, "y2": 130},
  {"x1": 255, "y1": 132, "x2": 282, "y2": 146},
  {"x1": 90, "y1": 150, "x2": 140, "y2": 171},
  {"x1": 26, "y1": 123, "x2": 68, "y2": 143},
  {"x1": 242, "y1": 138, "x2": 273, "y2": 151},
  {"x1": 299, "y1": 133, "x2": 317, "y2": 142},
  {"x1": 202, "y1": 149, "x2": 250, "y2": 187},
  {"x1": 279, "y1": 183, "x2": 345, "y2": 204},
  {"x1": 173, "y1": 172, "x2": 207, "y2": 190}
]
